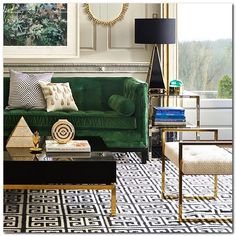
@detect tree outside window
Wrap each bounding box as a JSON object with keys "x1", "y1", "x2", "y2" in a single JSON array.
[{"x1": 178, "y1": 3, "x2": 232, "y2": 99}]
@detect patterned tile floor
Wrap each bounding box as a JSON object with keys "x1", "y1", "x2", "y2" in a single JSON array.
[{"x1": 4, "y1": 153, "x2": 232, "y2": 233}]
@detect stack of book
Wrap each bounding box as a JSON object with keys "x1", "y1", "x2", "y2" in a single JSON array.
[
  {"x1": 45, "y1": 140, "x2": 91, "y2": 158},
  {"x1": 153, "y1": 107, "x2": 186, "y2": 126}
]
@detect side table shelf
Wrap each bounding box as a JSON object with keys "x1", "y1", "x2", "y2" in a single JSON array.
[{"x1": 148, "y1": 92, "x2": 201, "y2": 158}]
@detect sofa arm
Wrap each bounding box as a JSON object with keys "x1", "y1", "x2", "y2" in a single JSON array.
[{"x1": 123, "y1": 77, "x2": 148, "y2": 147}]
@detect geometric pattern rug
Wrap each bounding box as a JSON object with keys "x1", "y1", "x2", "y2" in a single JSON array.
[{"x1": 4, "y1": 153, "x2": 232, "y2": 233}]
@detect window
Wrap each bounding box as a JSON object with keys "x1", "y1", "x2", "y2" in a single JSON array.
[{"x1": 178, "y1": 3, "x2": 232, "y2": 99}]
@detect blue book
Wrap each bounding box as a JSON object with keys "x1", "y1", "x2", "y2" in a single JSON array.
[
  {"x1": 154, "y1": 106, "x2": 185, "y2": 111},
  {"x1": 155, "y1": 114, "x2": 186, "y2": 119},
  {"x1": 153, "y1": 118, "x2": 186, "y2": 122},
  {"x1": 154, "y1": 107, "x2": 185, "y2": 115}
]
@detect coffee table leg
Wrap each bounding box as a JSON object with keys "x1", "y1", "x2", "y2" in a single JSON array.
[{"x1": 111, "y1": 183, "x2": 116, "y2": 216}]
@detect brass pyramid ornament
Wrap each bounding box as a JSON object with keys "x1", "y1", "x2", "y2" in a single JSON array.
[{"x1": 6, "y1": 116, "x2": 34, "y2": 158}]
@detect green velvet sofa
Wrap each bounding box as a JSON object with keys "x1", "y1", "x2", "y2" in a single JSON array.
[{"x1": 4, "y1": 76, "x2": 149, "y2": 163}]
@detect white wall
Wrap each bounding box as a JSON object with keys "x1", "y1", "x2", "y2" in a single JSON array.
[
  {"x1": 183, "y1": 99, "x2": 232, "y2": 140},
  {"x1": 4, "y1": 3, "x2": 161, "y2": 80}
]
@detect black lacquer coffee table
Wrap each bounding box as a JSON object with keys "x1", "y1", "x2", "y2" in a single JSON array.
[{"x1": 4, "y1": 136, "x2": 117, "y2": 216}]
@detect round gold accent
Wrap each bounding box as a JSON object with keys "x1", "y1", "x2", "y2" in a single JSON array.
[
  {"x1": 83, "y1": 3, "x2": 129, "y2": 26},
  {"x1": 51, "y1": 119, "x2": 75, "y2": 144}
]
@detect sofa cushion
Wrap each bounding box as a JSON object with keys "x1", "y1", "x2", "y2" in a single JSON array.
[
  {"x1": 6, "y1": 70, "x2": 53, "y2": 110},
  {"x1": 4, "y1": 110, "x2": 137, "y2": 135},
  {"x1": 39, "y1": 82, "x2": 78, "y2": 112},
  {"x1": 108, "y1": 94, "x2": 135, "y2": 116}
]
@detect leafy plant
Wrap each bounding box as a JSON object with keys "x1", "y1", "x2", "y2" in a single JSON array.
[
  {"x1": 218, "y1": 75, "x2": 232, "y2": 99},
  {"x1": 179, "y1": 39, "x2": 232, "y2": 94},
  {"x1": 4, "y1": 3, "x2": 67, "y2": 46}
]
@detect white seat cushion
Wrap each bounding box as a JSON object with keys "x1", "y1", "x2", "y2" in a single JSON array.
[{"x1": 164, "y1": 142, "x2": 232, "y2": 175}]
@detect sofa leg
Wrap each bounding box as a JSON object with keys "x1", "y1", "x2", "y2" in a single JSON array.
[{"x1": 141, "y1": 148, "x2": 148, "y2": 164}]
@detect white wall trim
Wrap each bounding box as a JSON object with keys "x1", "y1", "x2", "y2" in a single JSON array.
[{"x1": 4, "y1": 63, "x2": 149, "y2": 74}]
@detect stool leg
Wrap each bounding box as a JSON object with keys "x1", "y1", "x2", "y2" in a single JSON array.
[
  {"x1": 179, "y1": 144, "x2": 183, "y2": 222},
  {"x1": 161, "y1": 131, "x2": 166, "y2": 198},
  {"x1": 161, "y1": 154, "x2": 166, "y2": 198},
  {"x1": 179, "y1": 170, "x2": 183, "y2": 222}
]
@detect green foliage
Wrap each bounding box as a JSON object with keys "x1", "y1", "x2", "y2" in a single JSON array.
[
  {"x1": 178, "y1": 39, "x2": 232, "y2": 96},
  {"x1": 218, "y1": 75, "x2": 232, "y2": 99},
  {"x1": 3, "y1": 3, "x2": 67, "y2": 46}
]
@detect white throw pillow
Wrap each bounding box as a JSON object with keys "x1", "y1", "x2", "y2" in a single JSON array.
[
  {"x1": 39, "y1": 81, "x2": 78, "y2": 112},
  {"x1": 7, "y1": 70, "x2": 53, "y2": 110}
]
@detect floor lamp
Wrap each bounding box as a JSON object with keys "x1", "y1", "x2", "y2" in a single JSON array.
[{"x1": 135, "y1": 18, "x2": 176, "y2": 94}]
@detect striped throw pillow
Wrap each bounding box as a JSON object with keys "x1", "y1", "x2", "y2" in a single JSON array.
[{"x1": 7, "y1": 70, "x2": 53, "y2": 110}]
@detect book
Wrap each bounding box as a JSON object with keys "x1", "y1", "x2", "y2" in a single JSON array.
[
  {"x1": 154, "y1": 114, "x2": 186, "y2": 119},
  {"x1": 40, "y1": 152, "x2": 92, "y2": 160},
  {"x1": 154, "y1": 106, "x2": 185, "y2": 112},
  {"x1": 154, "y1": 107, "x2": 185, "y2": 115},
  {"x1": 46, "y1": 140, "x2": 91, "y2": 153},
  {"x1": 153, "y1": 121, "x2": 186, "y2": 126},
  {"x1": 153, "y1": 118, "x2": 186, "y2": 122}
]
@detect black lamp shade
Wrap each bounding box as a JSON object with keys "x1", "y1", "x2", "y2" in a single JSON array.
[{"x1": 135, "y1": 18, "x2": 175, "y2": 44}]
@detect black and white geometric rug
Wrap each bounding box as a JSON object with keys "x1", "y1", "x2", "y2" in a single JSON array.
[{"x1": 4, "y1": 153, "x2": 232, "y2": 233}]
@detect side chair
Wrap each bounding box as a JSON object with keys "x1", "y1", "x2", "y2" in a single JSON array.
[{"x1": 161, "y1": 128, "x2": 232, "y2": 223}]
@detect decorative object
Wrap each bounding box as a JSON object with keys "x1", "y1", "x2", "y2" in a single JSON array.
[
  {"x1": 32, "y1": 131, "x2": 40, "y2": 148},
  {"x1": 39, "y1": 82, "x2": 78, "y2": 112},
  {"x1": 3, "y1": 3, "x2": 79, "y2": 58},
  {"x1": 51, "y1": 119, "x2": 75, "y2": 144},
  {"x1": 30, "y1": 131, "x2": 42, "y2": 152},
  {"x1": 46, "y1": 140, "x2": 91, "y2": 153},
  {"x1": 6, "y1": 70, "x2": 53, "y2": 110},
  {"x1": 84, "y1": 3, "x2": 129, "y2": 26},
  {"x1": 169, "y1": 79, "x2": 183, "y2": 95},
  {"x1": 135, "y1": 18, "x2": 176, "y2": 93},
  {"x1": 152, "y1": 107, "x2": 186, "y2": 126},
  {"x1": 162, "y1": 128, "x2": 232, "y2": 222},
  {"x1": 108, "y1": 94, "x2": 135, "y2": 116},
  {"x1": 6, "y1": 117, "x2": 34, "y2": 157}
]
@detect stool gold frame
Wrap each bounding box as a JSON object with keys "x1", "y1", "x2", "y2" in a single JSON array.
[{"x1": 161, "y1": 128, "x2": 232, "y2": 223}]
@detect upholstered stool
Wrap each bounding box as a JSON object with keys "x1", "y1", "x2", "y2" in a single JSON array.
[
  {"x1": 161, "y1": 128, "x2": 232, "y2": 223},
  {"x1": 164, "y1": 143, "x2": 232, "y2": 175}
]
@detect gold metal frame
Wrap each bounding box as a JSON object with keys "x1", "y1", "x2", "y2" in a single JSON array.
[
  {"x1": 83, "y1": 3, "x2": 129, "y2": 26},
  {"x1": 161, "y1": 128, "x2": 232, "y2": 222},
  {"x1": 4, "y1": 183, "x2": 116, "y2": 217}
]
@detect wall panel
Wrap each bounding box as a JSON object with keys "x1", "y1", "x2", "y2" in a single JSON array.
[
  {"x1": 109, "y1": 4, "x2": 147, "y2": 49},
  {"x1": 80, "y1": 5, "x2": 96, "y2": 50}
]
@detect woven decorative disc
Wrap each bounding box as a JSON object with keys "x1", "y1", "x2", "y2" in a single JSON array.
[{"x1": 51, "y1": 119, "x2": 75, "y2": 144}]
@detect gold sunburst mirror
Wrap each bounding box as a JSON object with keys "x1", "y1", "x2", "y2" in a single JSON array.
[{"x1": 84, "y1": 3, "x2": 129, "y2": 26}]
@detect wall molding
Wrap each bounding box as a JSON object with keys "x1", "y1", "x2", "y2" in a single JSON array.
[{"x1": 4, "y1": 63, "x2": 149, "y2": 74}]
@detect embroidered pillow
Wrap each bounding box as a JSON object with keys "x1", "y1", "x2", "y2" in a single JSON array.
[
  {"x1": 39, "y1": 82, "x2": 78, "y2": 112},
  {"x1": 7, "y1": 70, "x2": 53, "y2": 110}
]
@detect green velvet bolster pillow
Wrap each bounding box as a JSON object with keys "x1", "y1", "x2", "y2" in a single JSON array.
[{"x1": 108, "y1": 94, "x2": 135, "y2": 116}]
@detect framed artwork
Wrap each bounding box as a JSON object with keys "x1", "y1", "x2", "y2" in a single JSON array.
[{"x1": 3, "y1": 3, "x2": 79, "y2": 58}]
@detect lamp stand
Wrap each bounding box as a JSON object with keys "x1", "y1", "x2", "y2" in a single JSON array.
[{"x1": 147, "y1": 44, "x2": 165, "y2": 94}]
